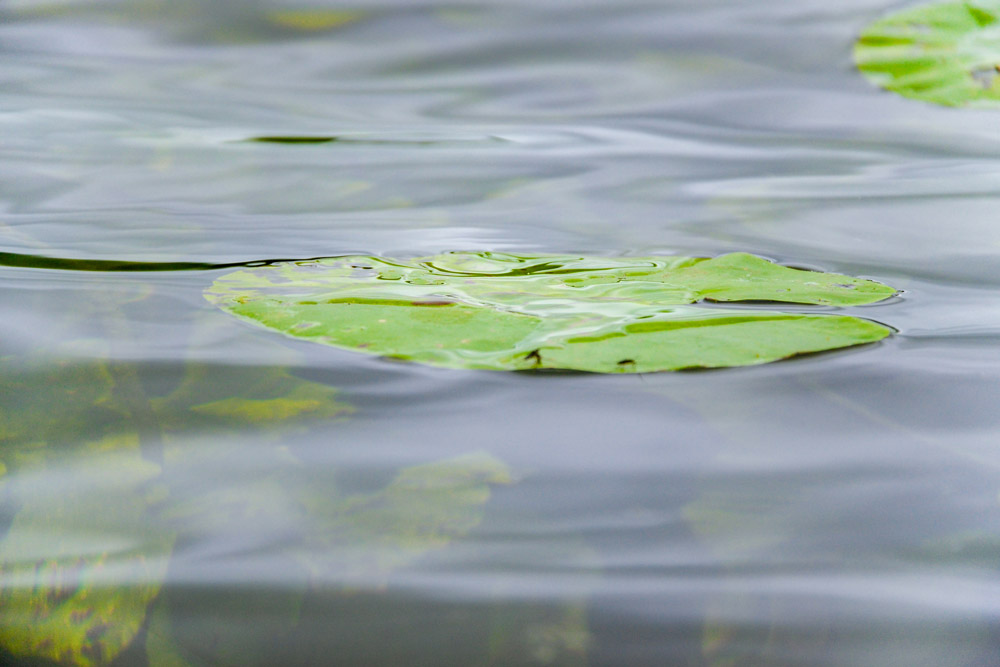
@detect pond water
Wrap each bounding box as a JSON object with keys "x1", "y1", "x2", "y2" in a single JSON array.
[{"x1": 3, "y1": 0, "x2": 1000, "y2": 665}]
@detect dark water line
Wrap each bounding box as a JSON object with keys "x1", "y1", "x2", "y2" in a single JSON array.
[
  {"x1": 0, "y1": 251, "x2": 344, "y2": 273},
  {"x1": 246, "y1": 136, "x2": 440, "y2": 145}
]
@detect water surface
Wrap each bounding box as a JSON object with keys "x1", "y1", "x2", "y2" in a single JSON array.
[{"x1": 2, "y1": 0, "x2": 1000, "y2": 665}]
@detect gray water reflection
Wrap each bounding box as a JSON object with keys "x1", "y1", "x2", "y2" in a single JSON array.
[{"x1": 3, "y1": 0, "x2": 1000, "y2": 664}]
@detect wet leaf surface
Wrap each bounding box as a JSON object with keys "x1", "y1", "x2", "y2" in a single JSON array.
[{"x1": 206, "y1": 251, "x2": 897, "y2": 373}]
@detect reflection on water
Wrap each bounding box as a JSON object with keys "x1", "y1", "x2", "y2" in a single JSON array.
[{"x1": 2, "y1": 0, "x2": 1000, "y2": 664}]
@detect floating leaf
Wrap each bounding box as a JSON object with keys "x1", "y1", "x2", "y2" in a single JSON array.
[
  {"x1": 855, "y1": 1, "x2": 1000, "y2": 106},
  {"x1": 205, "y1": 252, "x2": 896, "y2": 373}
]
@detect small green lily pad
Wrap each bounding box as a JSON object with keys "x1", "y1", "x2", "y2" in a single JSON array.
[
  {"x1": 0, "y1": 434, "x2": 173, "y2": 667},
  {"x1": 205, "y1": 252, "x2": 896, "y2": 373},
  {"x1": 855, "y1": 1, "x2": 1000, "y2": 107}
]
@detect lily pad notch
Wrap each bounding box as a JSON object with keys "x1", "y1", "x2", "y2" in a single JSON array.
[
  {"x1": 205, "y1": 251, "x2": 897, "y2": 373},
  {"x1": 855, "y1": 1, "x2": 1000, "y2": 106}
]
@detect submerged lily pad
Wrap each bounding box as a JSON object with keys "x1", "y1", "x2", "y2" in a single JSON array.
[
  {"x1": 0, "y1": 434, "x2": 173, "y2": 667},
  {"x1": 855, "y1": 1, "x2": 1000, "y2": 106},
  {"x1": 205, "y1": 252, "x2": 896, "y2": 373},
  {"x1": 148, "y1": 451, "x2": 511, "y2": 666},
  {"x1": 0, "y1": 356, "x2": 173, "y2": 667},
  {"x1": 0, "y1": 349, "x2": 355, "y2": 666},
  {"x1": 266, "y1": 9, "x2": 363, "y2": 31}
]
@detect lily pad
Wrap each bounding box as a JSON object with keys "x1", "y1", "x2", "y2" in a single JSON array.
[
  {"x1": 855, "y1": 1, "x2": 1000, "y2": 107},
  {"x1": 205, "y1": 252, "x2": 896, "y2": 373}
]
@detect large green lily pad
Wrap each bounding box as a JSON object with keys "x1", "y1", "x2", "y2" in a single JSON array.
[
  {"x1": 855, "y1": 1, "x2": 1000, "y2": 107},
  {"x1": 205, "y1": 252, "x2": 896, "y2": 373}
]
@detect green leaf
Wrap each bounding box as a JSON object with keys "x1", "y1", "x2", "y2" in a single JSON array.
[
  {"x1": 205, "y1": 252, "x2": 897, "y2": 373},
  {"x1": 855, "y1": 1, "x2": 1000, "y2": 107}
]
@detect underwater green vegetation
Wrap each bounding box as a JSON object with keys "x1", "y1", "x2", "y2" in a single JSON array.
[{"x1": 0, "y1": 353, "x2": 518, "y2": 665}]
